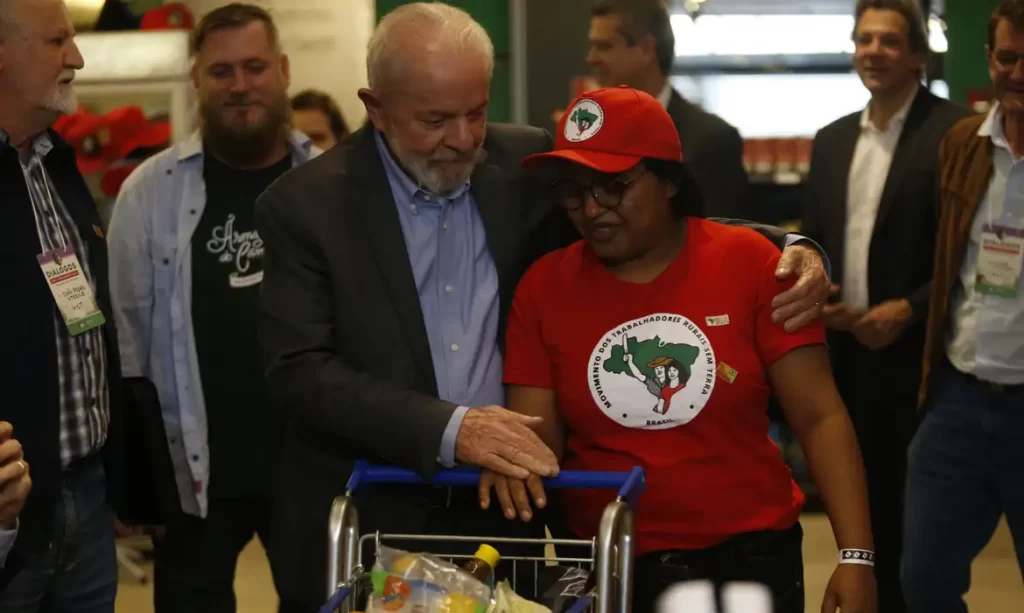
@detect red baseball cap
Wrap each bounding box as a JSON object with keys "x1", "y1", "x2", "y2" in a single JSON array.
[
  {"x1": 100, "y1": 163, "x2": 138, "y2": 197},
  {"x1": 52, "y1": 108, "x2": 98, "y2": 140},
  {"x1": 140, "y1": 3, "x2": 195, "y2": 31},
  {"x1": 523, "y1": 86, "x2": 682, "y2": 173},
  {"x1": 64, "y1": 106, "x2": 171, "y2": 174}
]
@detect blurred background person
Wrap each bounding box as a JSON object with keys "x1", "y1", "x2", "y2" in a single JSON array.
[
  {"x1": 801, "y1": 1, "x2": 970, "y2": 611},
  {"x1": 586, "y1": 0, "x2": 751, "y2": 219},
  {"x1": 291, "y1": 88, "x2": 349, "y2": 150},
  {"x1": 107, "y1": 4, "x2": 317, "y2": 612},
  {"x1": 904, "y1": 2, "x2": 1024, "y2": 611},
  {"x1": 0, "y1": 0, "x2": 124, "y2": 609}
]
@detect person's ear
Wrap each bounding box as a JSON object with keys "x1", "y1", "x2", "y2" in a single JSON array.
[
  {"x1": 190, "y1": 58, "x2": 201, "y2": 92},
  {"x1": 280, "y1": 53, "x2": 291, "y2": 89},
  {"x1": 358, "y1": 88, "x2": 387, "y2": 132},
  {"x1": 639, "y1": 33, "x2": 658, "y2": 67},
  {"x1": 664, "y1": 177, "x2": 679, "y2": 199}
]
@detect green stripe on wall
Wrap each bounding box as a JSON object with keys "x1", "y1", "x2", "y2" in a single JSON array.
[
  {"x1": 944, "y1": 0, "x2": 998, "y2": 104},
  {"x1": 375, "y1": 0, "x2": 511, "y2": 122}
]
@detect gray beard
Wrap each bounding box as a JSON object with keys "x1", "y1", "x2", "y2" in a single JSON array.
[{"x1": 384, "y1": 132, "x2": 486, "y2": 195}]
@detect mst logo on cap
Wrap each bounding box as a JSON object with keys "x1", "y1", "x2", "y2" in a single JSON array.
[{"x1": 564, "y1": 99, "x2": 604, "y2": 143}]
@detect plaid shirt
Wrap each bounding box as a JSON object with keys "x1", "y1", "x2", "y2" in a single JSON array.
[{"x1": 15, "y1": 132, "x2": 110, "y2": 468}]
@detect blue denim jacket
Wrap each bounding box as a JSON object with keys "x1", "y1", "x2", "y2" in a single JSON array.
[{"x1": 107, "y1": 131, "x2": 318, "y2": 517}]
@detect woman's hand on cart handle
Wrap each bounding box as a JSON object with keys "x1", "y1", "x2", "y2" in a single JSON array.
[
  {"x1": 479, "y1": 470, "x2": 547, "y2": 521},
  {"x1": 455, "y1": 406, "x2": 560, "y2": 480}
]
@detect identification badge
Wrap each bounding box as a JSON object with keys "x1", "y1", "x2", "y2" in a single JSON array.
[
  {"x1": 37, "y1": 246, "x2": 106, "y2": 335},
  {"x1": 976, "y1": 223, "x2": 1024, "y2": 298}
]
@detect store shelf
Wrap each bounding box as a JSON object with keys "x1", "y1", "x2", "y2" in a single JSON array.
[
  {"x1": 749, "y1": 170, "x2": 806, "y2": 186},
  {"x1": 673, "y1": 53, "x2": 856, "y2": 74},
  {"x1": 69, "y1": 30, "x2": 196, "y2": 219}
]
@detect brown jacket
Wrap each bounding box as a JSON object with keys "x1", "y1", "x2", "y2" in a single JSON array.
[{"x1": 919, "y1": 112, "x2": 992, "y2": 407}]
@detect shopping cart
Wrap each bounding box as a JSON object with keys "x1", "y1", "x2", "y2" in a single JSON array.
[{"x1": 321, "y1": 461, "x2": 646, "y2": 613}]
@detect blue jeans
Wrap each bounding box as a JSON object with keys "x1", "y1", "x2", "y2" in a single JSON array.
[
  {"x1": 0, "y1": 455, "x2": 117, "y2": 613},
  {"x1": 901, "y1": 367, "x2": 1024, "y2": 613}
]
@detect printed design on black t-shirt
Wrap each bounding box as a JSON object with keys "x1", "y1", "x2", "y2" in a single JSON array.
[
  {"x1": 588, "y1": 313, "x2": 716, "y2": 429},
  {"x1": 205, "y1": 213, "x2": 264, "y2": 288}
]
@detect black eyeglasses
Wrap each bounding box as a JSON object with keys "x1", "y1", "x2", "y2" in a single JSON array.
[{"x1": 550, "y1": 168, "x2": 647, "y2": 211}]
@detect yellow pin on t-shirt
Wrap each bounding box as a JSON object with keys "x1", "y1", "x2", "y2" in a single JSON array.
[{"x1": 717, "y1": 362, "x2": 738, "y2": 384}]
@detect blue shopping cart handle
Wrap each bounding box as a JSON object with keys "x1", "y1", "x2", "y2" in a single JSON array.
[{"x1": 346, "y1": 461, "x2": 646, "y2": 501}]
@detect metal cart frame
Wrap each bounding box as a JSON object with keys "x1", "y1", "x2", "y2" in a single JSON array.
[{"x1": 323, "y1": 461, "x2": 646, "y2": 613}]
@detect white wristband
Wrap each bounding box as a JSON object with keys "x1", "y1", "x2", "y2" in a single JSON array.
[{"x1": 838, "y1": 549, "x2": 876, "y2": 567}]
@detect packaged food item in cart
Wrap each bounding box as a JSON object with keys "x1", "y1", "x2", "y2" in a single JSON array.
[
  {"x1": 368, "y1": 546, "x2": 492, "y2": 613},
  {"x1": 489, "y1": 580, "x2": 552, "y2": 613},
  {"x1": 537, "y1": 566, "x2": 594, "y2": 613}
]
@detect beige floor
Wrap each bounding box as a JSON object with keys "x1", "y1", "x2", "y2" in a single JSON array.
[{"x1": 115, "y1": 514, "x2": 1022, "y2": 612}]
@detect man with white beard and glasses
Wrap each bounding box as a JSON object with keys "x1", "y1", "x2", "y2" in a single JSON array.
[
  {"x1": 254, "y1": 3, "x2": 833, "y2": 610},
  {"x1": 106, "y1": 4, "x2": 317, "y2": 612},
  {"x1": 0, "y1": 0, "x2": 124, "y2": 610}
]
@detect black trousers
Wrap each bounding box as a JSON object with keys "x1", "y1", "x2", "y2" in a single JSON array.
[
  {"x1": 632, "y1": 523, "x2": 804, "y2": 613},
  {"x1": 153, "y1": 497, "x2": 275, "y2": 613},
  {"x1": 836, "y1": 358, "x2": 915, "y2": 613}
]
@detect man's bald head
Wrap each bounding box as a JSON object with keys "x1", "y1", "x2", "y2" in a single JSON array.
[
  {"x1": 366, "y1": 2, "x2": 494, "y2": 94},
  {"x1": 0, "y1": 0, "x2": 23, "y2": 42},
  {"x1": 358, "y1": 2, "x2": 492, "y2": 196}
]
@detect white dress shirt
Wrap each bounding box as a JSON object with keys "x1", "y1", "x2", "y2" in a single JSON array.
[
  {"x1": 842, "y1": 86, "x2": 918, "y2": 311},
  {"x1": 0, "y1": 522, "x2": 16, "y2": 568},
  {"x1": 946, "y1": 104, "x2": 1024, "y2": 384},
  {"x1": 656, "y1": 82, "x2": 673, "y2": 108}
]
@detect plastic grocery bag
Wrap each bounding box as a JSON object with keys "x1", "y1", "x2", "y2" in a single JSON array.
[
  {"x1": 367, "y1": 546, "x2": 492, "y2": 613},
  {"x1": 489, "y1": 580, "x2": 552, "y2": 613}
]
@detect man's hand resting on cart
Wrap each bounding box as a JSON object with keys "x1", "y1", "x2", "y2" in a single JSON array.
[{"x1": 455, "y1": 407, "x2": 560, "y2": 480}]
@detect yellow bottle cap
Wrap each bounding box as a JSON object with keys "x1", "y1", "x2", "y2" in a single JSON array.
[{"x1": 473, "y1": 544, "x2": 500, "y2": 568}]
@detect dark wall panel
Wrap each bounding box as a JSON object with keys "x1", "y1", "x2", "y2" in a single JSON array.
[{"x1": 524, "y1": 0, "x2": 593, "y2": 133}]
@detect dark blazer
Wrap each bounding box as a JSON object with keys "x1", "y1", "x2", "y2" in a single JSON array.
[
  {"x1": 0, "y1": 130, "x2": 123, "y2": 589},
  {"x1": 667, "y1": 89, "x2": 752, "y2": 219},
  {"x1": 254, "y1": 125, "x2": 795, "y2": 606},
  {"x1": 802, "y1": 88, "x2": 971, "y2": 411}
]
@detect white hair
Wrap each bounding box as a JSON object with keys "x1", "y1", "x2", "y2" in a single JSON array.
[{"x1": 366, "y1": 2, "x2": 494, "y2": 91}]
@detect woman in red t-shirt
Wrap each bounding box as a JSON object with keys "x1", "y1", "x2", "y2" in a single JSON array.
[{"x1": 479, "y1": 87, "x2": 877, "y2": 613}]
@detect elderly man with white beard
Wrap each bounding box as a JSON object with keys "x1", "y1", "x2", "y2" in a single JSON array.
[
  {"x1": 105, "y1": 4, "x2": 319, "y2": 612},
  {"x1": 0, "y1": 0, "x2": 124, "y2": 609},
  {"x1": 253, "y1": 3, "x2": 832, "y2": 611}
]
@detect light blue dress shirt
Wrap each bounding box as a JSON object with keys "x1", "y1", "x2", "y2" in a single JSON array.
[
  {"x1": 374, "y1": 133, "x2": 504, "y2": 467},
  {"x1": 107, "y1": 131, "x2": 318, "y2": 518},
  {"x1": 0, "y1": 523, "x2": 16, "y2": 568},
  {"x1": 947, "y1": 104, "x2": 1024, "y2": 384}
]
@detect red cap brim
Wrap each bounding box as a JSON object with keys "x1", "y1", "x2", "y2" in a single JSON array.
[
  {"x1": 77, "y1": 157, "x2": 106, "y2": 175},
  {"x1": 100, "y1": 165, "x2": 137, "y2": 197},
  {"x1": 115, "y1": 122, "x2": 171, "y2": 159},
  {"x1": 522, "y1": 148, "x2": 642, "y2": 174},
  {"x1": 136, "y1": 122, "x2": 171, "y2": 149}
]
